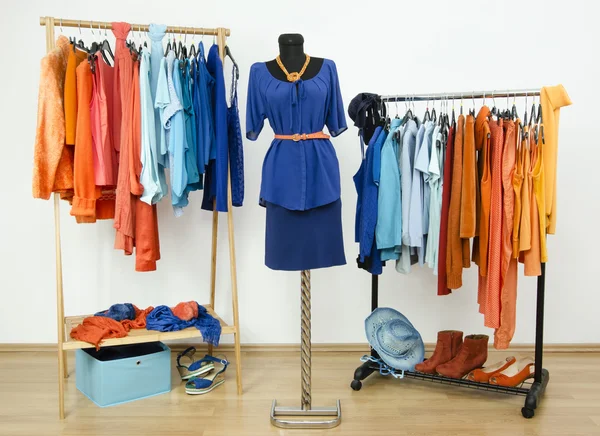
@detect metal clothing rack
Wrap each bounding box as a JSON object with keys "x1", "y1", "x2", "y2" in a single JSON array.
[
  {"x1": 39, "y1": 16, "x2": 242, "y2": 420},
  {"x1": 351, "y1": 88, "x2": 549, "y2": 419}
]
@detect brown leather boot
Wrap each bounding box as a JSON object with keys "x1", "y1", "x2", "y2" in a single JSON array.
[
  {"x1": 414, "y1": 330, "x2": 463, "y2": 374},
  {"x1": 436, "y1": 334, "x2": 489, "y2": 379}
]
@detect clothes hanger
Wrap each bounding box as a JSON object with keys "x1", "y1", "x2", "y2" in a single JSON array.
[
  {"x1": 189, "y1": 29, "x2": 197, "y2": 58},
  {"x1": 423, "y1": 96, "x2": 431, "y2": 122},
  {"x1": 165, "y1": 27, "x2": 172, "y2": 56},
  {"x1": 225, "y1": 46, "x2": 239, "y2": 80},
  {"x1": 511, "y1": 92, "x2": 519, "y2": 120},
  {"x1": 431, "y1": 97, "x2": 437, "y2": 123}
]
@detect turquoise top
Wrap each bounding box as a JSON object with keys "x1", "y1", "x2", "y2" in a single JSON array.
[{"x1": 376, "y1": 118, "x2": 403, "y2": 261}]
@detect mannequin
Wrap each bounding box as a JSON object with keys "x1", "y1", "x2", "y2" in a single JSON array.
[{"x1": 266, "y1": 33, "x2": 324, "y2": 81}]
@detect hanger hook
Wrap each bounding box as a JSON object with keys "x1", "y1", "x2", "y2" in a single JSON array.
[
  {"x1": 184, "y1": 28, "x2": 187, "y2": 44},
  {"x1": 78, "y1": 20, "x2": 82, "y2": 34},
  {"x1": 492, "y1": 90, "x2": 496, "y2": 107},
  {"x1": 59, "y1": 18, "x2": 63, "y2": 34},
  {"x1": 90, "y1": 20, "x2": 94, "y2": 36},
  {"x1": 104, "y1": 22, "x2": 107, "y2": 37},
  {"x1": 98, "y1": 21, "x2": 101, "y2": 35}
]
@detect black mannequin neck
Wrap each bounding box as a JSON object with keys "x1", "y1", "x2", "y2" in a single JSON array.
[{"x1": 266, "y1": 33, "x2": 323, "y2": 82}]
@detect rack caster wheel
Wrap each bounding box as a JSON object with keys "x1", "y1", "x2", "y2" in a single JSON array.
[
  {"x1": 351, "y1": 380, "x2": 362, "y2": 391},
  {"x1": 521, "y1": 407, "x2": 534, "y2": 419}
]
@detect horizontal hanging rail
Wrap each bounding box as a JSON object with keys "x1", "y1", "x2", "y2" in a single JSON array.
[
  {"x1": 381, "y1": 88, "x2": 541, "y2": 102},
  {"x1": 39, "y1": 16, "x2": 230, "y2": 36}
]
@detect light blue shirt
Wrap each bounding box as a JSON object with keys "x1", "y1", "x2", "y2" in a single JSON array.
[
  {"x1": 376, "y1": 118, "x2": 403, "y2": 261},
  {"x1": 413, "y1": 121, "x2": 435, "y2": 264},
  {"x1": 409, "y1": 123, "x2": 426, "y2": 264},
  {"x1": 396, "y1": 119, "x2": 419, "y2": 274},
  {"x1": 148, "y1": 24, "x2": 168, "y2": 170},
  {"x1": 140, "y1": 48, "x2": 167, "y2": 205},
  {"x1": 425, "y1": 125, "x2": 443, "y2": 272},
  {"x1": 155, "y1": 51, "x2": 187, "y2": 215}
]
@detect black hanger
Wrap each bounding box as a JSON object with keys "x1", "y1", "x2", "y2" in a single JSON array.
[
  {"x1": 189, "y1": 42, "x2": 197, "y2": 58},
  {"x1": 225, "y1": 46, "x2": 240, "y2": 80},
  {"x1": 423, "y1": 101, "x2": 431, "y2": 122},
  {"x1": 165, "y1": 33, "x2": 172, "y2": 56},
  {"x1": 431, "y1": 106, "x2": 437, "y2": 123}
]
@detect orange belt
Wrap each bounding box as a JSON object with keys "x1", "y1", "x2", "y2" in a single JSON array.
[{"x1": 274, "y1": 132, "x2": 330, "y2": 142}]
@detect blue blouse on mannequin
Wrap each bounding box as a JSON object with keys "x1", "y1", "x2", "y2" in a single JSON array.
[{"x1": 246, "y1": 58, "x2": 348, "y2": 271}]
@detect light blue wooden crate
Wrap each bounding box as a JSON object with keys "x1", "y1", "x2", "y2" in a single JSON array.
[{"x1": 76, "y1": 342, "x2": 171, "y2": 407}]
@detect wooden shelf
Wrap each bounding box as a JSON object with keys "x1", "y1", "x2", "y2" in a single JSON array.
[{"x1": 62, "y1": 304, "x2": 235, "y2": 350}]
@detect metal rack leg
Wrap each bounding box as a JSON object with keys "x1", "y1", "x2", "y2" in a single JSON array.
[
  {"x1": 271, "y1": 270, "x2": 341, "y2": 428},
  {"x1": 351, "y1": 274, "x2": 379, "y2": 391},
  {"x1": 522, "y1": 262, "x2": 549, "y2": 418}
]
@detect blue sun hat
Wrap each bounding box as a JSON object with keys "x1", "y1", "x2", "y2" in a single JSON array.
[{"x1": 365, "y1": 307, "x2": 425, "y2": 372}]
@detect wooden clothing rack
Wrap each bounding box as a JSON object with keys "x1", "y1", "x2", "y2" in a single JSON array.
[
  {"x1": 39, "y1": 16, "x2": 242, "y2": 420},
  {"x1": 352, "y1": 88, "x2": 549, "y2": 419}
]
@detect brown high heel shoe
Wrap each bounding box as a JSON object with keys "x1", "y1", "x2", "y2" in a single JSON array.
[
  {"x1": 467, "y1": 356, "x2": 516, "y2": 382},
  {"x1": 414, "y1": 330, "x2": 463, "y2": 374},
  {"x1": 436, "y1": 334, "x2": 489, "y2": 379},
  {"x1": 490, "y1": 357, "x2": 535, "y2": 387}
]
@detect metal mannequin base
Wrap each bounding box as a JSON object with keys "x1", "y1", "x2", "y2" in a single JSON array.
[{"x1": 270, "y1": 400, "x2": 342, "y2": 429}]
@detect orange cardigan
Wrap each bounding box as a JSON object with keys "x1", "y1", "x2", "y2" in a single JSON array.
[{"x1": 32, "y1": 36, "x2": 74, "y2": 200}]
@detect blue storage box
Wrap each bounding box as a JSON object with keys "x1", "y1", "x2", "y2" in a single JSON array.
[{"x1": 76, "y1": 342, "x2": 171, "y2": 407}]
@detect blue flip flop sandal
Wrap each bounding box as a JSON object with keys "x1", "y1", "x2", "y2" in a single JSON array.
[
  {"x1": 185, "y1": 356, "x2": 229, "y2": 395},
  {"x1": 176, "y1": 347, "x2": 215, "y2": 380}
]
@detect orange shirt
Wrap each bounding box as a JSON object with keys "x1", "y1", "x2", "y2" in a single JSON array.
[
  {"x1": 114, "y1": 42, "x2": 135, "y2": 255},
  {"x1": 482, "y1": 118, "x2": 504, "y2": 329},
  {"x1": 70, "y1": 61, "x2": 114, "y2": 222},
  {"x1": 512, "y1": 122, "x2": 525, "y2": 257},
  {"x1": 460, "y1": 114, "x2": 477, "y2": 238},
  {"x1": 446, "y1": 115, "x2": 469, "y2": 289},
  {"x1": 520, "y1": 133, "x2": 542, "y2": 276},
  {"x1": 64, "y1": 46, "x2": 88, "y2": 146}
]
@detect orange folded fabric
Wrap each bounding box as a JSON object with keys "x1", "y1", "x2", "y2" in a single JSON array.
[
  {"x1": 70, "y1": 305, "x2": 154, "y2": 349},
  {"x1": 70, "y1": 317, "x2": 128, "y2": 350}
]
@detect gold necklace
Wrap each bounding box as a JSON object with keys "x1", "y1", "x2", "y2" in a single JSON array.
[{"x1": 276, "y1": 55, "x2": 311, "y2": 82}]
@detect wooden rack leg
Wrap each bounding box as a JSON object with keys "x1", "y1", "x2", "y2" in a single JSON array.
[
  {"x1": 53, "y1": 193, "x2": 66, "y2": 419},
  {"x1": 208, "y1": 201, "x2": 218, "y2": 357},
  {"x1": 217, "y1": 28, "x2": 242, "y2": 394}
]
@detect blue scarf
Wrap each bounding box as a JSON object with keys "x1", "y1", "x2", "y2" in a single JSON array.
[
  {"x1": 95, "y1": 303, "x2": 136, "y2": 321},
  {"x1": 146, "y1": 303, "x2": 221, "y2": 346}
]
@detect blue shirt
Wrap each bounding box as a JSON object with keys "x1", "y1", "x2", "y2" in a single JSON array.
[
  {"x1": 246, "y1": 59, "x2": 347, "y2": 210},
  {"x1": 156, "y1": 51, "x2": 187, "y2": 215},
  {"x1": 376, "y1": 118, "x2": 403, "y2": 261},
  {"x1": 205, "y1": 44, "x2": 229, "y2": 212},
  {"x1": 354, "y1": 127, "x2": 386, "y2": 275},
  {"x1": 193, "y1": 42, "x2": 215, "y2": 172}
]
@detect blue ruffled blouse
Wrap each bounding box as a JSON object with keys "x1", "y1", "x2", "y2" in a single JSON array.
[{"x1": 246, "y1": 59, "x2": 347, "y2": 211}]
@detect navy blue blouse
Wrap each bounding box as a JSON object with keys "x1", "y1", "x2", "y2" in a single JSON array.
[{"x1": 246, "y1": 59, "x2": 347, "y2": 211}]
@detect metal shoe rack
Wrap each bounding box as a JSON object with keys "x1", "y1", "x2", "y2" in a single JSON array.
[{"x1": 351, "y1": 267, "x2": 549, "y2": 419}]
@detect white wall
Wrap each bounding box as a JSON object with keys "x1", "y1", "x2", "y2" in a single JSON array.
[{"x1": 0, "y1": 0, "x2": 597, "y2": 345}]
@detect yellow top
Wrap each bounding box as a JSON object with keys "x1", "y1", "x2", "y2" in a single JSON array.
[{"x1": 540, "y1": 85, "x2": 572, "y2": 234}]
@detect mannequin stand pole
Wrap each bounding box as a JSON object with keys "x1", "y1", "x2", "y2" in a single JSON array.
[{"x1": 270, "y1": 270, "x2": 341, "y2": 429}]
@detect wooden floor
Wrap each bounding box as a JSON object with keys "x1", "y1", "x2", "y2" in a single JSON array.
[{"x1": 0, "y1": 350, "x2": 599, "y2": 436}]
